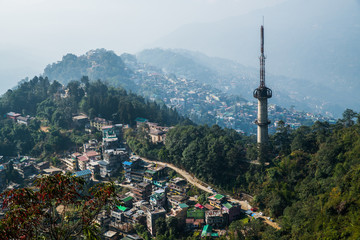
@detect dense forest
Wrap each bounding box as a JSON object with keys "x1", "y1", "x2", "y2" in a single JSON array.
[
  {"x1": 0, "y1": 76, "x2": 183, "y2": 157},
  {"x1": 126, "y1": 109, "x2": 360, "y2": 239}
]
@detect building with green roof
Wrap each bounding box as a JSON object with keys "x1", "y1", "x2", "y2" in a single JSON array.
[
  {"x1": 122, "y1": 196, "x2": 133, "y2": 208},
  {"x1": 223, "y1": 202, "x2": 233, "y2": 210},
  {"x1": 208, "y1": 194, "x2": 226, "y2": 209},
  {"x1": 117, "y1": 205, "x2": 128, "y2": 212},
  {"x1": 201, "y1": 225, "x2": 212, "y2": 237},
  {"x1": 179, "y1": 203, "x2": 189, "y2": 209}
]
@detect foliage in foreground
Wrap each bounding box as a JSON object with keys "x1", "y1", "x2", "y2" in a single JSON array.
[{"x1": 0, "y1": 173, "x2": 116, "y2": 240}]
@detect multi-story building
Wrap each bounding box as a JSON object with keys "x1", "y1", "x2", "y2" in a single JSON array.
[
  {"x1": 208, "y1": 194, "x2": 226, "y2": 209},
  {"x1": 222, "y1": 202, "x2": 242, "y2": 223},
  {"x1": 61, "y1": 158, "x2": 78, "y2": 171},
  {"x1": 146, "y1": 208, "x2": 166, "y2": 236},
  {"x1": 205, "y1": 210, "x2": 227, "y2": 228},
  {"x1": 131, "y1": 182, "x2": 152, "y2": 201},
  {"x1": 123, "y1": 158, "x2": 144, "y2": 182},
  {"x1": 168, "y1": 177, "x2": 188, "y2": 195},
  {"x1": 90, "y1": 117, "x2": 113, "y2": 131},
  {"x1": 73, "y1": 169, "x2": 92, "y2": 181},
  {"x1": 143, "y1": 166, "x2": 165, "y2": 183},
  {"x1": 77, "y1": 155, "x2": 89, "y2": 171},
  {"x1": 98, "y1": 160, "x2": 111, "y2": 178},
  {"x1": 150, "y1": 190, "x2": 166, "y2": 208}
]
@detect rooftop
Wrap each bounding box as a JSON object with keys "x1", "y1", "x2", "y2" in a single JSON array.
[
  {"x1": 85, "y1": 151, "x2": 99, "y2": 157},
  {"x1": 102, "y1": 125, "x2": 114, "y2": 130},
  {"x1": 123, "y1": 161, "x2": 132, "y2": 166},
  {"x1": 201, "y1": 225, "x2": 212, "y2": 237},
  {"x1": 77, "y1": 155, "x2": 89, "y2": 162},
  {"x1": 122, "y1": 196, "x2": 133, "y2": 202},
  {"x1": 135, "y1": 117, "x2": 148, "y2": 123},
  {"x1": 223, "y1": 202, "x2": 233, "y2": 210},
  {"x1": 73, "y1": 169, "x2": 92, "y2": 177},
  {"x1": 104, "y1": 230, "x2": 117, "y2": 238},
  {"x1": 179, "y1": 203, "x2": 189, "y2": 209},
  {"x1": 117, "y1": 205, "x2": 128, "y2": 212}
]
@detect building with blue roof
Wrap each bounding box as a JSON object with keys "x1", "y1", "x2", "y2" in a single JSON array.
[{"x1": 73, "y1": 169, "x2": 92, "y2": 181}]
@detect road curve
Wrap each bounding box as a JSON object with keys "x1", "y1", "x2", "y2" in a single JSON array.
[{"x1": 136, "y1": 155, "x2": 281, "y2": 230}]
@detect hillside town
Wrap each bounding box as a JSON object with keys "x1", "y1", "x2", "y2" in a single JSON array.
[
  {"x1": 0, "y1": 113, "x2": 272, "y2": 239},
  {"x1": 130, "y1": 63, "x2": 335, "y2": 135}
]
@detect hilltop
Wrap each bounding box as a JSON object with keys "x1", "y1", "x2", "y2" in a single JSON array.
[
  {"x1": 44, "y1": 49, "x2": 136, "y2": 90},
  {"x1": 42, "y1": 49, "x2": 333, "y2": 135}
]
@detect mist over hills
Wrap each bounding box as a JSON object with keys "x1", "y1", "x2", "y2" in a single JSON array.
[
  {"x1": 151, "y1": 0, "x2": 360, "y2": 116},
  {"x1": 137, "y1": 48, "x2": 343, "y2": 116}
]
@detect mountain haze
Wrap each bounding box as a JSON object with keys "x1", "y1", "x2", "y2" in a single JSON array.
[
  {"x1": 137, "y1": 48, "x2": 343, "y2": 116},
  {"x1": 151, "y1": 0, "x2": 360, "y2": 115}
]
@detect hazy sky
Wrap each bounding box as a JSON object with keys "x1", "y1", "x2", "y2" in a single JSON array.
[{"x1": 0, "y1": 0, "x2": 286, "y2": 93}]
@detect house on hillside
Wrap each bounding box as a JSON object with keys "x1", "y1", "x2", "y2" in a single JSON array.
[
  {"x1": 73, "y1": 169, "x2": 92, "y2": 181},
  {"x1": 6, "y1": 112, "x2": 21, "y2": 121},
  {"x1": 17, "y1": 116, "x2": 31, "y2": 125},
  {"x1": 208, "y1": 194, "x2": 226, "y2": 209}
]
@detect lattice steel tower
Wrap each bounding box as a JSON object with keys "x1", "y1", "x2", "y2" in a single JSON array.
[{"x1": 253, "y1": 25, "x2": 272, "y2": 148}]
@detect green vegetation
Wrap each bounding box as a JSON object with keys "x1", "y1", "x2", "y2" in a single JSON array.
[
  {"x1": 0, "y1": 76, "x2": 183, "y2": 157},
  {"x1": 44, "y1": 49, "x2": 135, "y2": 89},
  {"x1": 126, "y1": 110, "x2": 360, "y2": 239},
  {"x1": 2, "y1": 70, "x2": 360, "y2": 238},
  {"x1": 0, "y1": 173, "x2": 116, "y2": 239}
]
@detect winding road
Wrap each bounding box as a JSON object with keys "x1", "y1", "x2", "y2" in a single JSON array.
[{"x1": 137, "y1": 155, "x2": 280, "y2": 230}]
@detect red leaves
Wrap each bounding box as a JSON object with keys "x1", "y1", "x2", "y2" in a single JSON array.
[{"x1": 0, "y1": 173, "x2": 116, "y2": 239}]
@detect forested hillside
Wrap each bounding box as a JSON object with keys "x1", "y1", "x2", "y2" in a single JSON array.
[
  {"x1": 0, "y1": 76, "x2": 183, "y2": 157},
  {"x1": 44, "y1": 49, "x2": 136, "y2": 90},
  {"x1": 126, "y1": 110, "x2": 360, "y2": 239}
]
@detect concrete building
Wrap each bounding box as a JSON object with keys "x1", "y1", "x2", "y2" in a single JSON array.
[
  {"x1": 73, "y1": 169, "x2": 92, "y2": 181},
  {"x1": 17, "y1": 116, "x2": 31, "y2": 125},
  {"x1": 90, "y1": 117, "x2": 113, "y2": 131},
  {"x1": 222, "y1": 202, "x2": 242, "y2": 223},
  {"x1": 131, "y1": 182, "x2": 152, "y2": 201},
  {"x1": 205, "y1": 210, "x2": 227, "y2": 228},
  {"x1": 208, "y1": 194, "x2": 226, "y2": 209},
  {"x1": 146, "y1": 208, "x2": 166, "y2": 236},
  {"x1": 150, "y1": 190, "x2": 167, "y2": 208}
]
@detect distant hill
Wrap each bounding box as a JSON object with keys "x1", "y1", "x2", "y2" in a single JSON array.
[
  {"x1": 43, "y1": 49, "x2": 136, "y2": 90},
  {"x1": 137, "y1": 48, "x2": 344, "y2": 116},
  {"x1": 42, "y1": 48, "x2": 342, "y2": 119},
  {"x1": 151, "y1": 0, "x2": 360, "y2": 115}
]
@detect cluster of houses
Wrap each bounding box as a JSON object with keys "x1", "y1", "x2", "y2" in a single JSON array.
[
  {"x1": 135, "y1": 118, "x2": 170, "y2": 144},
  {"x1": 5, "y1": 112, "x2": 32, "y2": 125},
  {"x1": 89, "y1": 158, "x2": 246, "y2": 239},
  {"x1": 62, "y1": 117, "x2": 248, "y2": 239},
  {"x1": 62, "y1": 123, "x2": 127, "y2": 180},
  {"x1": 0, "y1": 113, "x2": 254, "y2": 239}
]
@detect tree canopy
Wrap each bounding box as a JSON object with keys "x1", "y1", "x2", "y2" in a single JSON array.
[{"x1": 0, "y1": 173, "x2": 116, "y2": 240}]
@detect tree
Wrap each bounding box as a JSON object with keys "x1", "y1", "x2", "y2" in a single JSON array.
[
  {"x1": 0, "y1": 173, "x2": 116, "y2": 239},
  {"x1": 342, "y1": 108, "x2": 357, "y2": 127}
]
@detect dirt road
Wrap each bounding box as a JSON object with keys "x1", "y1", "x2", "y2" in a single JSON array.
[
  {"x1": 138, "y1": 155, "x2": 281, "y2": 230},
  {"x1": 140, "y1": 157, "x2": 213, "y2": 194}
]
